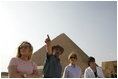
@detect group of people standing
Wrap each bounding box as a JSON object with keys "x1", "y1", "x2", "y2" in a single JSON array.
[{"x1": 8, "y1": 35, "x2": 104, "y2": 78}]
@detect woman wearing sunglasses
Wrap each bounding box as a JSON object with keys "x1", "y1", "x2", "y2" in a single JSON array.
[
  {"x1": 8, "y1": 41, "x2": 40, "y2": 78},
  {"x1": 62, "y1": 53, "x2": 82, "y2": 78},
  {"x1": 84, "y1": 56, "x2": 104, "y2": 78}
]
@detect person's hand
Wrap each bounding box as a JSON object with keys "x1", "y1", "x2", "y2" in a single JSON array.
[
  {"x1": 45, "y1": 35, "x2": 52, "y2": 54},
  {"x1": 45, "y1": 35, "x2": 51, "y2": 44}
]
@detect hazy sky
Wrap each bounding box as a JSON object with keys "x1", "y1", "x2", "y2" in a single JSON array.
[{"x1": 0, "y1": 1, "x2": 117, "y2": 72}]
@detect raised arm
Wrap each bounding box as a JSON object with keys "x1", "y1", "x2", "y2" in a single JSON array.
[{"x1": 45, "y1": 35, "x2": 52, "y2": 55}]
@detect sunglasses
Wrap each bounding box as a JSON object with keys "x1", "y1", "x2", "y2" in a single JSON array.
[
  {"x1": 70, "y1": 56, "x2": 77, "y2": 59},
  {"x1": 19, "y1": 45, "x2": 30, "y2": 49}
]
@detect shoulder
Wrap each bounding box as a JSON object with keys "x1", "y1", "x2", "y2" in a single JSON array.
[
  {"x1": 84, "y1": 67, "x2": 91, "y2": 76},
  {"x1": 96, "y1": 66, "x2": 101, "y2": 69},
  {"x1": 64, "y1": 65, "x2": 71, "y2": 70},
  {"x1": 77, "y1": 66, "x2": 82, "y2": 70},
  {"x1": 10, "y1": 57, "x2": 19, "y2": 62},
  {"x1": 64, "y1": 64, "x2": 74, "y2": 71},
  {"x1": 47, "y1": 53, "x2": 54, "y2": 58},
  {"x1": 63, "y1": 65, "x2": 71, "y2": 73},
  {"x1": 8, "y1": 57, "x2": 20, "y2": 66},
  {"x1": 85, "y1": 67, "x2": 91, "y2": 72},
  {"x1": 85, "y1": 67, "x2": 90, "y2": 70},
  {"x1": 96, "y1": 66, "x2": 102, "y2": 71}
]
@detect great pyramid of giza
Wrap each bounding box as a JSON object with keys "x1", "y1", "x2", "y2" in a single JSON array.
[{"x1": 32, "y1": 33, "x2": 89, "y2": 74}]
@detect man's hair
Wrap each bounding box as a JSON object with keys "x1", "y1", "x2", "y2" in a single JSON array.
[{"x1": 52, "y1": 45, "x2": 64, "y2": 54}]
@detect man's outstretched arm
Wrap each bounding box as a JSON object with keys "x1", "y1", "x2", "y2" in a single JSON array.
[{"x1": 45, "y1": 35, "x2": 52, "y2": 55}]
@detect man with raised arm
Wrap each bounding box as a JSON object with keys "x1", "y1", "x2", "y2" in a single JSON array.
[{"x1": 43, "y1": 35, "x2": 64, "y2": 78}]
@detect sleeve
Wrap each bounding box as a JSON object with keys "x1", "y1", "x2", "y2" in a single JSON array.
[
  {"x1": 97, "y1": 67, "x2": 104, "y2": 78},
  {"x1": 84, "y1": 68, "x2": 89, "y2": 78},
  {"x1": 46, "y1": 52, "x2": 53, "y2": 59},
  {"x1": 8, "y1": 58, "x2": 17, "y2": 66},
  {"x1": 62, "y1": 67, "x2": 69, "y2": 78},
  {"x1": 80, "y1": 67, "x2": 82, "y2": 78}
]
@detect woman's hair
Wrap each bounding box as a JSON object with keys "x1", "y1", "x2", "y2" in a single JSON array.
[
  {"x1": 68, "y1": 53, "x2": 77, "y2": 60},
  {"x1": 16, "y1": 41, "x2": 33, "y2": 60},
  {"x1": 88, "y1": 56, "x2": 95, "y2": 66}
]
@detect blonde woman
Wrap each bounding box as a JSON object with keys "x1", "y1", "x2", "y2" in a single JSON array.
[
  {"x1": 8, "y1": 41, "x2": 40, "y2": 78},
  {"x1": 63, "y1": 53, "x2": 82, "y2": 78}
]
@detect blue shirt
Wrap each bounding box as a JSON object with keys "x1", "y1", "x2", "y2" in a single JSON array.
[{"x1": 43, "y1": 53, "x2": 62, "y2": 78}]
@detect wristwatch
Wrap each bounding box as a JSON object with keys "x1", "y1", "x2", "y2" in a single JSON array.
[{"x1": 23, "y1": 73, "x2": 27, "y2": 78}]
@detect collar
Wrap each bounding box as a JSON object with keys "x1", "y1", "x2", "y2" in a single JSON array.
[{"x1": 69, "y1": 63, "x2": 77, "y2": 67}]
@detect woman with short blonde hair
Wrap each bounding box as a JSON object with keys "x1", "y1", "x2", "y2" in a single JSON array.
[{"x1": 63, "y1": 52, "x2": 82, "y2": 78}]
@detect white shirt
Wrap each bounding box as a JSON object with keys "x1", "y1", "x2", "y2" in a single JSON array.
[
  {"x1": 84, "y1": 66, "x2": 104, "y2": 78},
  {"x1": 63, "y1": 64, "x2": 82, "y2": 78}
]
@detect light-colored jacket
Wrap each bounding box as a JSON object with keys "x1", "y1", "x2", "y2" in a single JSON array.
[{"x1": 84, "y1": 66, "x2": 104, "y2": 78}]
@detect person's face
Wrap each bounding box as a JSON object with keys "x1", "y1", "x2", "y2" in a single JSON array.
[
  {"x1": 70, "y1": 56, "x2": 77, "y2": 65},
  {"x1": 53, "y1": 48, "x2": 62, "y2": 57},
  {"x1": 89, "y1": 61, "x2": 96, "y2": 67},
  {"x1": 19, "y1": 43, "x2": 31, "y2": 56}
]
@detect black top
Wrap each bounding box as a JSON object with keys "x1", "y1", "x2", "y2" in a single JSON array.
[
  {"x1": 43, "y1": 53, "x2": 62, "y2": 78},
  {"x1": 94, "y1": 71, "x2": 98, "y2": 77}
]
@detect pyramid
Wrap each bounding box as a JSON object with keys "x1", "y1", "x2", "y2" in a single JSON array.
[{"x1": 32, "y1": 33, "x2": 89, "y2": 74}]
